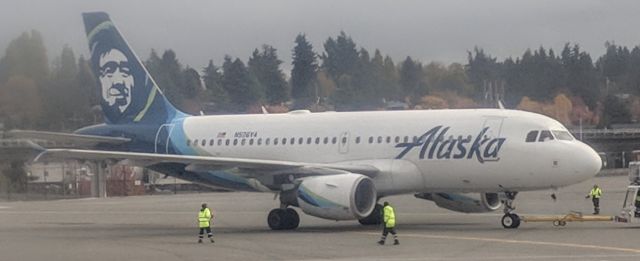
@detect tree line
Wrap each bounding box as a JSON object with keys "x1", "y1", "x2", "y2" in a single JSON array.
[{"x1": 1, "y1": 30, "x2": 640, "y2": 131}]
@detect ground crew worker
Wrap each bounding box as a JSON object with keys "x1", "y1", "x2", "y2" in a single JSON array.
[
  {"x1": 378, "y1": 201, "x2": 399, "y2": 245},
  {"x1": 585, "y1": 184, "x2": 602, "y2": 215},
  {"x1": 198, "y1": 203, "x2": 214, "y2": 243}
]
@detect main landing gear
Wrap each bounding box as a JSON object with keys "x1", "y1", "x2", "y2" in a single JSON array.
[
  {"x1": 268, "y1": 207, "x2": 300, "y2": 230},
  {"x1": 501, "y1": 191, "x2": 521, "y2": 229}
]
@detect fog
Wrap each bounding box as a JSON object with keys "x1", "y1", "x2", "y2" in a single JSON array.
[{"x1": 1, "y1": 0, "x2": 639, "y2": 70}]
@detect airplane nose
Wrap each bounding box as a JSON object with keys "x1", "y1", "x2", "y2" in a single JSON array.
[{"x1": 581, "y1": 145, "x2": 602, "y2": 178}]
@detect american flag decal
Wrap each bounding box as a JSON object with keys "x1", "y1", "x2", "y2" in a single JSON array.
[{"x1": 217, "y1": 132, "x2": 226, "y2": 138}]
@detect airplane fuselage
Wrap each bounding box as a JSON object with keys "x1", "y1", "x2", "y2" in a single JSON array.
[{"x1": 131, "y1": 108, "x2": 601, "y2": 196}]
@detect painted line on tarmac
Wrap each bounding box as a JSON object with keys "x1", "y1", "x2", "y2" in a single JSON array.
[
  {"x1": 0, "y1": 206, "x2": 10, "y2": 209},
  {"x1": 303, "y1": 253, "x2": 640, "y2": 261},
  {"x1": 357, "y1": 232, "x2": 640, "y2": 254}
]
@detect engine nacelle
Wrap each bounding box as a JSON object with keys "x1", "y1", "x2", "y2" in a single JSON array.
[
  {"x1": 415, "y1": 192, "x2": 502, "y2": 213},
  {"x1": 296, "y1": 173, "x2": 376, "y2": 220}
]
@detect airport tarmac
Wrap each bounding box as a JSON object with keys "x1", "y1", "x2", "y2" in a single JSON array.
[{"x1": 1, "y1": 175, "x2": 639, "y2": 261}]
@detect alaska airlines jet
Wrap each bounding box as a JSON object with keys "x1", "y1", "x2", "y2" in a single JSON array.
[{"x1": 30, "y1": 12, "x2": 601, "y2": 230}]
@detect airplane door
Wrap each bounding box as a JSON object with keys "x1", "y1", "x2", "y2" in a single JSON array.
[
  {"x1": 482, "y1": 117, "x2": 505, "y2": 139},
  {"x1": 154, "y1": 124, "x2": 174, "y2": 154},
  {"x1": 339, "y1": 131, "x2": 350, "y2": 154}
]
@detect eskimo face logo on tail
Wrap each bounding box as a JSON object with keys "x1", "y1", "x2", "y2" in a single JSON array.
[
  {"x1": 98, "y1": 49, "x2": 133, "y2": 113},
  {"x1": 395, "y1": 125, "x2": 506, "y2": 163}
]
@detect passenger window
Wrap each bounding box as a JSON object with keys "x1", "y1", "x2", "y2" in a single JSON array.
[
  {"x1": 257, "y1": 138, "x2": 262, "y2": 145},
  {"x1": 315, "y1": 137, "x2": 320, "y2": 144},
  {"x1": 552, "y1": 130, "x2": 574, "y2": 141},
  {"x1": 193, "y1": 139, "x2": 198, "y2": 146},
  {"x1": 233, "y1": 139, "x2": 238, "y2": 146},
  {"x1": 332, "y1": 137, "x2": 337, "y2": 144},
  {"x1": 404, "y1": 136, "x2": 409, "y2": 143},
  {"x1": 201, "y1": 139, "x2": 206, "y2": 146},
  {"x1": 282, "y1": 138, "x2": 287, "y2": 145},
  {"x1": 368, "y1": 137, "x2": 374, "y2": 144},
  {"x1": 526, "y1": 131, "x2": 538, "y2": 143},
  {"x1": 210, "y1": 139, "x2": 214, "y2": 146},
  {"x1": 217, "y1": 139, "x2": 222, "y2": 146},
  {"x1": 266, "y1": 138, "x2": 271, "y2": 145},
  {"x1": 377, "y1": 136, "x2": 383, "y2": 144},
  {"x1": 274, "y1": 138, "x2": 279, "y2": 145},
  {"x1": 323, "y1": 137, "x2": 329, "y2": 144},
  {"x1": 290, "y1": 137, "x2": 295, "y2": 145},
  {"x1": 395, "y1": 136, "x2": 400, "y2": 143},
  {"x1": 249, "y1": 139, "x2": 253, "y2": 145},
  {"x1": 306, "y1": 137, "x2": 311, "y2": 144},
  {"x1": 299, "y1": 137, "x2": 304, "y2": 144},
  {"x1": 225, "y1": 139, "x2": 230, "y2": 146},
  {"x1": 355, "y1": 137, "x2": 361, "y2": 144},
  {"x1": 342, "y1": 137, "x2": 347, "y2": 144},
  {"x1": 386, "y1": 136, "x2": 391, "y2": 143},
  {"x1": 538, "y1": 130, "x2": 555, "y2": 142}
]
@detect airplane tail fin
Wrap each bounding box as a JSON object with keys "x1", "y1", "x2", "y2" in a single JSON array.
[{"x1": 82, "y1": 12, "x2": 187, "y2": 125}]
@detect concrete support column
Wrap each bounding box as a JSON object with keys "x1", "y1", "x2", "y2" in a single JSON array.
[{"x1": 91, "y1": 161, "x2": 108, "y2": 198}]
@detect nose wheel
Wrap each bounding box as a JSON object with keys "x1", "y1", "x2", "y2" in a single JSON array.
[
  {"x1": 501, "y1": 213, "x2": 521, "y2": 228},
  {"x1": 268, "y1": 208, "x2": 300, "y2": 230}
]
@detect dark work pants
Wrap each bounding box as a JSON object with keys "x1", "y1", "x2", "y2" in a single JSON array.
[
  {"x1": 592, "y1": 198, "x2": 600, "y2": 214},
  {"x1": 380, "y1": 226, "x2": 397, "y2": 241},
  {"x1": 199, "y1": 227, "x2": 212, "y2": 238}
]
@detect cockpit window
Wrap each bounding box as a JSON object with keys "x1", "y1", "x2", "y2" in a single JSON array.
[
  {"x1": 525, "y1": 130, "x2": 538, "y2": 142},
  {"x1": 552, "y1": 130, "x2": 574, "y2": 141},
  {"x1": 538, "y1": 130, "x2": 555, "y2": 142}
]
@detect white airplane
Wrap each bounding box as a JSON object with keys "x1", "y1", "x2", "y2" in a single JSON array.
[{"x1": 27, "y1": 12, "x2": 601, "y2": 230}]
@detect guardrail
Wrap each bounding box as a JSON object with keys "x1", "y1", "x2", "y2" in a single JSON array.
[{"x1": 570, "y1": 128, "x2": 640, "y2": 139}]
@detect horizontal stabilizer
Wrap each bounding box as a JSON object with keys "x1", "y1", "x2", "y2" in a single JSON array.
[{"x1": 6, "y1": 130, "x2": 130, "y2": 148}]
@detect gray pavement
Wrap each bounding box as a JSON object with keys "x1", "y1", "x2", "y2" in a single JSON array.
[{"x1": 1, "y1": 175, "x2": 640, "y2": 261}]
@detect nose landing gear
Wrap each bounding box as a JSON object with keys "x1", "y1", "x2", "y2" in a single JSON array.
[{"x1": 501, "y1": 191, "x2": 521, "y2": 229}]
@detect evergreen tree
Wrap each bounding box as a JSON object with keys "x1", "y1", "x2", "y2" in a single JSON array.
[
  {"x1": 561, "y1": 44, "x2": 599, "y2": 108},
  {"x1": 601, "y1": 94, "x2": 631, "y2": 127},
  {"x1": 248, "y1": 45, "x2": 289, "y2": 105},
  {"x1": 202, "y1": 60, "x2": 230, "y2": 111},
  {"x1": 399, "y1": 56, "x2": 427, "y2": 103},
  {"x1": 182, "y1": 67, "x2": 202, "y2": 99},
  {"x1": 76, "y1": 56, "x2": 97, "y2": 124},
  {"x1": 322, "y1": 31, "x2": 359, "y2": 81},
  {"x1": 221, "y1": 56, "x2": 263, "y2": 111},
  {"x1": 381, "y1": 55, "x2": 401, "y2": 100},
  {"x1": 0, "y1": 30, "x2": 49, "y2": 84},
  {"x1": 46, "y1": 45, "x2": 80, "y2": 130},
  {"x1": 466, "y1": 48, "x2": 499, "y2": 101},
  {"x1": 291, "y1": 34, "x2": 318, "y2": 109}
]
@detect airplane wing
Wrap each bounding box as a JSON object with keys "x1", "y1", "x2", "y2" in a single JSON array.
[
  {"x1": 5, "y1": 130, "x2": 130, "y2": 148},
  {"x1": 33, "y1": 149, "x2": 380, "y2": 176}
]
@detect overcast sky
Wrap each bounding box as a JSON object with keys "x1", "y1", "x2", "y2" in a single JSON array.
[{"x1": 1, "y1": 0, "x2": 640, "y2": 72}]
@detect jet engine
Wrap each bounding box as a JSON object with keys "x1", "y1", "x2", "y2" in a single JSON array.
[
  {"x1": 295, "y1": 173, "x2": 377, "y2": 220},
  {"x1": 415, "y1": 192, "x2": 502, "y2": 213}
]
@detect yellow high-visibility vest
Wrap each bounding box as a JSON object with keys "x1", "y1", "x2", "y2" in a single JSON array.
[
  {"x1": 589, "y1": 188, "x2": 602, "y2": 199},
  {"x1": 198, "y1": 208, "x2": 212, "y2": 228},
  {"x1": 383, "y1": 205, "x2": 396, "y2": 228}
]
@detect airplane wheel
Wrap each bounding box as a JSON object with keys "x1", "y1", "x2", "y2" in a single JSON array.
[
  {"x1": 285, "y1": 208, "x2": 300, "y2": 229},
  {"x1": 268, "y1": 209, "x2": 286, "y2": 230},
  {"x1": 501, "y1": 213, "x2": 521, "y2": 229},
  {"x1": 358, "y1": 203, "x2": 383, "y2": 225},
  {"x1": 268, "y1": 208, "x2": 299, "y2": 230}
]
